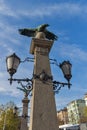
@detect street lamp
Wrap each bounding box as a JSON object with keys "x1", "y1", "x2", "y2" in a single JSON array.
[
  {"x1": 6, "y1": 53, "x2": 72, "y2": 93},
  {"x1": 59, "y1": 61, "x2": 72, "y2": 83},
  {"x1": 6, "y1": 53, "x2": 20, "y2": 84}
]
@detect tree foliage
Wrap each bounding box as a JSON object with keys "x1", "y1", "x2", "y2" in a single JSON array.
[
  {"x1": 84, "y1": 106, "x2": 87, "y2": 117},
  {"x1": 79, "y1": 106, "x2": 87, "y2": 123},
  {"x1": 0, "y1": 102, "x2": 20, "y2": 130}
]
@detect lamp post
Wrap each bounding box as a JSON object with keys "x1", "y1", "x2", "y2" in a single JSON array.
[
  {"x1": 6, "y1": 25, "x2": 72, "y2": 130},
  {"x1": 6, "y1": 53, "x2": 20, "y2": 84},
  {"x1": 13, "y1": 106, "x2": 30, "y2": 130}
]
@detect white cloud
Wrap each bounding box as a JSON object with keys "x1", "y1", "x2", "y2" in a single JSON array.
[
  {"x1": 0, "y1": 0, "x2": 18, "y2": 17},
  {"x1": 0, "y1": 1, "x2": 87, "y2": 19},
  {"x1": 0, "y1": 21, "x2": 21, "y2": 56},
  {"x1": 57, "y1": 43, "x2": 87, "y2": 62},
  {"x1": 55, "y1": 96, "x2": 72, "y2": 109},
  {"x1": 0, "y1": 80, "x2": 21, "y2": 97},
  {"x1": 0, "y1": 42, "x2": 13, "y2": 55},
  {"x1": 0, "y1": 22, "x2": 20, "y2": 44},
  {"x1": 17, "y1": 3, "x2": 87, "y2": 18},
  {"x1": 47, "y1": 3, "x2": 84, "y2": 16}
]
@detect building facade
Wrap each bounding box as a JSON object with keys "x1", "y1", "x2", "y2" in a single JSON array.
[
  {"x1": 84, "y1": 93, "x2": 87, "y2": 106},
  {"x1": 67, "y1": 99, "x2": 86, "y2": 124},
  {"x1": 57, "y1": 107, "x2": 68, "y2": 125}
]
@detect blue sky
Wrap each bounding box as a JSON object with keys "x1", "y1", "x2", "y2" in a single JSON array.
[{"x1": 0, "y1": 0, "x2": 87, "y2": 110}]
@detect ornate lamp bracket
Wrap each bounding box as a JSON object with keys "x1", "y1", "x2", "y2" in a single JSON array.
[{"x1": 53, "y1": 80, "x2": 72, "y2": 94}]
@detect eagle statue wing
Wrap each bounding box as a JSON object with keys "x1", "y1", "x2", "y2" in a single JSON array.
[
  {"x1": 45, "y1": 30, "x2": 58, "y2": 41},
  {"x1": 18, "y1": 28, "x2": 36, "y2": 37},
  {"x1": 18, "y1": 24, "x2": 58, "y2": 41}
]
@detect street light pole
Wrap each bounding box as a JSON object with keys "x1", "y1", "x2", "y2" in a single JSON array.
[
  {"x1": 20, "y1": 97, "x2": 29, "y2": 130},
  {"x1": 6, "y1": 24, "x2": 72, "y2": 130},
  {"x1": 13, "y1": 98, "x2": 30, "y2": 130},
  {"x1": 29, "y1": 32, "x2": 59, "y2": 130}
]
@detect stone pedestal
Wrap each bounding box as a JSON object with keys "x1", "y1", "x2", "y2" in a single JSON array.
[
  {"x1": 20, "y1": 97, "x2": 29, "y2": 130},
  {"x1": 29, "y1": 33, "x2": 59, "y2": 130}
]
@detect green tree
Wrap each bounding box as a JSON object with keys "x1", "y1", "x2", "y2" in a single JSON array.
[
  {"x1": 84, "y1": 106, "x2": 87, "y2": 117},
  {"x1": 80, "y1": 106, "x2": 87, "y2": 123},
  {"x1": 0, "y1": 102, "x2": 20, "y2": 130}
]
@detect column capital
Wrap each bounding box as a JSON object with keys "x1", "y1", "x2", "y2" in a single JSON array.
[
  {"x1": 22, "y1": 97, "x2": 29, "y2": 103},
  {"x1": 30, "y1": 37, "x2": 54, "y2": 54}
]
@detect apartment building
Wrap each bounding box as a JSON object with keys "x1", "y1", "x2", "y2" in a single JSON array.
[
  {"x1": 67, "y1": 99, "x2": 86, "y2": 124},
  {"x1": 57, "y1": 107, "x2": 68, "y2": 125}
]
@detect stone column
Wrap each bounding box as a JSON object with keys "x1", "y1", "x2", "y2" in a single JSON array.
[
  {"x1": 29, "y1": 32, "x2": 59, "y2": 130},
  {"x1": 20, "y1": 97, "x2": 29, "y2": 130}
]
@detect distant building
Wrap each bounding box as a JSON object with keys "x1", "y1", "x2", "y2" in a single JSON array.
[
  {"x1": 84, "y1": 93, "x2": 87, "y2": 106},
  {"x1": 57, "y1": 107, "x2": 69, "y2": 125},
  {"x1": 67, "y1": 99, "x2": 86, "y2": 124}
]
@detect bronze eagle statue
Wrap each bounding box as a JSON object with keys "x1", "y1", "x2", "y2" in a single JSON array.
[{"x1": 18, "y1": 24, "x2": 58, "y2": 41}]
